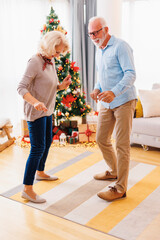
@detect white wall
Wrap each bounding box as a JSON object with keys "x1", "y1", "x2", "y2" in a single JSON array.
[{"x1": 97, "y1": 0, "x2": 123, "y2": 37}]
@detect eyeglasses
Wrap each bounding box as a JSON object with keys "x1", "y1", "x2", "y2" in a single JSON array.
[{"x1": 87, "y1": 27, "x2": 104, "y2": 37}]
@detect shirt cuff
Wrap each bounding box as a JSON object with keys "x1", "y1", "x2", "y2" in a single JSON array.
[{"x1": 111, "y1": 86, "x2": 121, "y2": 97}]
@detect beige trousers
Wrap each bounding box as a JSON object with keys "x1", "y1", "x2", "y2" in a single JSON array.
[{"x1": 96, "y1": 100, "x2": 136, "y2": 192}]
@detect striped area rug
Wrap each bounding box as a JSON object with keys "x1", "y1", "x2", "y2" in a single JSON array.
[{"x1": 2, "y1": 150, "x2": 160, "y2": 240}]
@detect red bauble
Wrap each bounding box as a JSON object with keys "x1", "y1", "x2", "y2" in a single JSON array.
[
  {"x1": 49, "y1": 18, "x2": 54, "y2": 23},
  {"x1": 80, "y1": 108, "x2": 85, "y2": 113},
  {"x1": 58, "y1": 66, "x2": 63, "y2": 71}
]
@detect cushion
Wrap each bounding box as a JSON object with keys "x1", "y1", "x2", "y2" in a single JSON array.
[
  {"x1": 132, "y1": 117, "x2": 160, "y2": 137},
  {"x1": 0, "y1": 118, "x2": 10, "y2": 128},
  {"x1": 138, "y1": 88, "x2": 160, "y2": 117},
  {"x1": 152, "y1": 83, "x2": 160, "y2": 89},
  {"x1": 134, "y1": 96, "x2": 143, "y2": 118}
]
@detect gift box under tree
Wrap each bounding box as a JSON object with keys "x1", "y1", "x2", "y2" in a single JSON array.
[
  {"x1": 60, "y1": 120, "x2": 78, "y2": 129},
  {"x1": 86, "y1": 111, "x2": 99, "y2": 124},
  {"x1": 67, "y1": 136, "x2": 78, "y2": 144},
  {"x1": 53, "y1": 126, "x2": 63, "y2": 136},
  {"x1": 21, "y1": 119, "x2": 29, "y2": 136},
  {"x1": 78, "y1": 124, "x2": 97, "y2": 142}
]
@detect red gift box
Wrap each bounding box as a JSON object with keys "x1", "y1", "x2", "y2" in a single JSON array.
[
  {"x1": 72, "y1": 131, "x2": 79, "y2": 140},
  {"x1": 53, "y1": 126, "x2": 63, "y2": 136},
  {"x1": 78, "y1": 124, "x2": 97, "y2": 142}
]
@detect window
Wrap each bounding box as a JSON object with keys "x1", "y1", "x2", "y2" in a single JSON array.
[
  {"x1": 0, "y1": 0, "x2": 70, "y2": 131},
  {"x1": 122, "y1": 0, "x2": 160, "y2": 90}
]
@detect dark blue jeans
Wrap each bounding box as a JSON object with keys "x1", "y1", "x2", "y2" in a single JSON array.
[{"x1": 23, "y1": 115, "x2": 52, "y2": 185}]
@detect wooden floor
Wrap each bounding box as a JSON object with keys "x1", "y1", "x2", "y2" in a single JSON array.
[{"x1": 0, "y1": 140, "x2": 160, "y2": 240}]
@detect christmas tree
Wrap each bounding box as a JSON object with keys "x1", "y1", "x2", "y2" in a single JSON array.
[{"x1": 41, "y1": 7, "x2": 91, "y2": 125}]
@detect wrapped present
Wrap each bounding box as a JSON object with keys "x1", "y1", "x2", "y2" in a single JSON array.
[
  {"x1": 60, "y1": 120, "x2": 77, "y2": 129},
  {"x1": 66, "y1": 135, "x2": 70, "y2": 142},
  {"x1": 59, "y1": 126, "x2": 69, "y2": 135},
  {"x1": 86, "y1": 111, "x2": 99, "y2": 124},
  {"x1": 53, "y1": 126, "x2": 63, "y2": 136},
  {"x1": 67, "y1": 136, "x2": 78, "y2": 144},
  {"x1": 72, "y1": 131, "x2": 79, "y2": 140},
  {"x1": 21, "y1": 119, "x2": 29, "y2": 136},
  {"x1": 53, "y1": 135, "x2": 59, "y2": 143},
  {"x1": 68, "y1": 127, "x2": 78, "y2": 136},
  {"x1": 70, "y1": 116, "x2": 84, "y2": 125},
  {"x1": 78, "y1": 124, "x2": 97, "y2": 142}
]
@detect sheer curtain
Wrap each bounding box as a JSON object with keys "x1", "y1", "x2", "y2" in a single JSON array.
[
  {"x1": 71, "y1": 0, "x2": 97, "y2": 109},
  {"x1": 122, "y1": 0, "x2": 160, "y2": 90},
  {"x1": 0, "y1": 0, "x2": 70, "y2": 134}
]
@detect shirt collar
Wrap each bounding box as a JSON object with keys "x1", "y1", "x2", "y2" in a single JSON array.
[{"x1": 101, "y1": 35, "x2": 115, "y2": 50}]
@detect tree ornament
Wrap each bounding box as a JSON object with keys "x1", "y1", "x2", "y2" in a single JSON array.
[
  {"x1": 49, "y1": 18, "x2": 54, "y2": 23},
  {"x1": 62, "y1": 94, "x2": 77, "y2": 107},
  {"x1": 43, "y1": 24, "x2": 46, "y2": 30},
  {"x1": 80, "y1": 108, "x2": 85, "y2": 113},
  {"x1": 72, "y1": 90, "x2": 77, "y2": 95},
  {"x1": 65, "y1": 112, "x2": 69, "y2": 117},
  {"x1": 58, "y1": 111, "x2": 62, "y2": 116},
  {"x1": 58, "y1": 66, "x2": 63, "y2": 71},
  {"x1": 70, "y1": 62, "x2": 80, "y2": 72}
]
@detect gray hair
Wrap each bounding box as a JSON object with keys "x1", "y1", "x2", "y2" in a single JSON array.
[
  {"x1": 89, "y1": 16, "x2": 107, "y2": 28},
  {"x1": 38, "y1": 31, "x2": 70, "y2": 57}
]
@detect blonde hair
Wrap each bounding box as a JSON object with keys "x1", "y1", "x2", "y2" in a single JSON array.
[
  {"x1": 38, "y1": 31, "x2": 70, "y2": 57},
  {"x1": 89, "y1": 16, "x2": 107, "y2": 28}
]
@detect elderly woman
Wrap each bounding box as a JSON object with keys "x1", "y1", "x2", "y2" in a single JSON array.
[{"x1": 17, "y1": 31, "x2": 71, "y2": 203}]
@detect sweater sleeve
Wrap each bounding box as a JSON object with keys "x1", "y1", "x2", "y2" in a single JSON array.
[{"x1": 17, "y1": 56, "x2": 38, "y2": 97}]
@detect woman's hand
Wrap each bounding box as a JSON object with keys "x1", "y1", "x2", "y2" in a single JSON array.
[
  {"x1": 23, "y1": 92, "x2": 48, "y2": 112},
  {"x1": 58, "y1": 75, "x2": 72, "y2": 91},
  {"x1": 34, "y1": 102, "x2": 48, "y2": 112}
]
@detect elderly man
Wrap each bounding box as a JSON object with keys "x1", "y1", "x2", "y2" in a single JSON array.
[{"x1": 88, "y1": 16, "x2": 137, "y2": 201}]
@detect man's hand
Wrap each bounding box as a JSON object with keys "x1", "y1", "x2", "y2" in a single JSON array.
[
  {"x1": 98, "y1": 91, "x2": 115, "y2": 103},
  {"x1": 90, "y1": 89, "x2": 101, "y2": 103},
  {"x1": 34, "y1": 102, "x2": 48, "y2": 112},
  {"x1": 58, "y1": 75, "x2": 72, "y2": 90}
]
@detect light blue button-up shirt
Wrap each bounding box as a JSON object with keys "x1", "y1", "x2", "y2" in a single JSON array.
[{"x1": 94, "y1": 35, "x2": 137, "y2": 109}]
